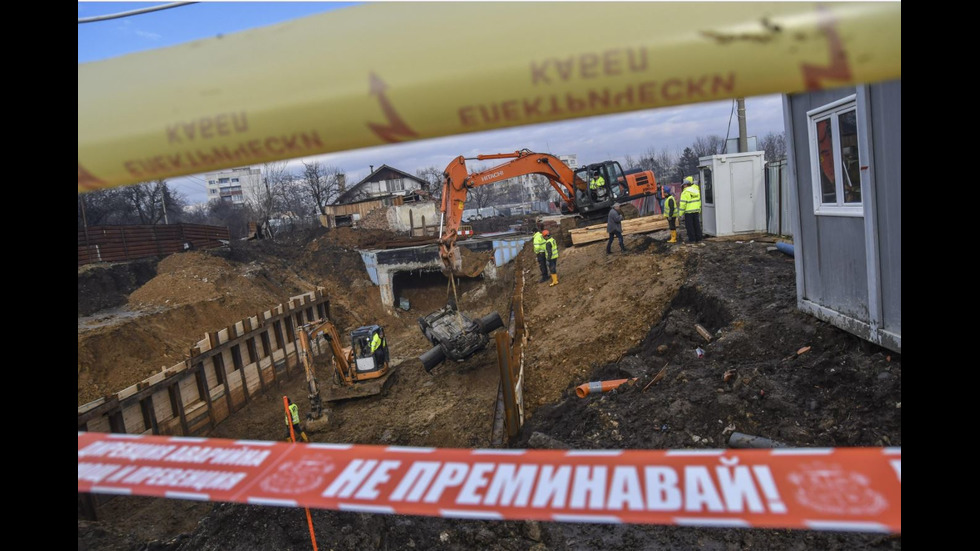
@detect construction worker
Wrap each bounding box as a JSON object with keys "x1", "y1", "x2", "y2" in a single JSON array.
[
  {"x1": 589, "y1": 170, "x2": 606, "y2": 201},
  {"x1": 662, "y1": 187, "x2": 679, "y2": 243},
  {"x1": 606, "y1": 203, "x2": 626, "y2": 254},
  {"x1": 678, "y1": 176, "x2": 703, "y2": 244},
  {"x1": 369, "y1": 330, "x2": 386, "y2": 366},
  {"x1": 284, "y1": 397, "x2": 309, "y2": 442},
  {"x1": 543, "y1": 229, "x2": 559, "y2": 286},
  {"x1": 532, "y1": 222, "x2": 549, "y2": 283}
]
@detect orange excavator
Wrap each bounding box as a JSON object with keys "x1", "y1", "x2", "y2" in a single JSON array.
[
  {"x1": 298, "y1": 319, "x2": 394, "y2": 419},
  {"x1": 436, "y1": 149, "x2": 658, "y2": 270}
]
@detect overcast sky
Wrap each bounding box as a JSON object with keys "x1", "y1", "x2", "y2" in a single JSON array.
[{"x1": 79, "y1": 1, "x2": 786, "y2": 205}]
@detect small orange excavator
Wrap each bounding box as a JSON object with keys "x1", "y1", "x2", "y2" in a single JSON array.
[{"x1": 298, "y1": 319, "x2": 395, "y2": 419}]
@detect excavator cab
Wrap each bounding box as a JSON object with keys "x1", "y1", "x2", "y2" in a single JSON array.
[
  {"x1": 350, "y1": 325, "x2": 389, "y2": 375},
  {"x1": 574, "y1": 160, "x2": 627, "y2": 213}
]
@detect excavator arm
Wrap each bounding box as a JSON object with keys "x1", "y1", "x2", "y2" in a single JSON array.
[
  {"x1": 438, "y1": 149, "x2": 586, "y2": 270},
  {"x1": 302, "y1": 320, "x2": 356, "y2": 385}
]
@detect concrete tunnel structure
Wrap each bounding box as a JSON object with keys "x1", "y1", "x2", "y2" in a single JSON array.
[{"x1": 359, "y1": 233, "x2": 531, "y2": 310}]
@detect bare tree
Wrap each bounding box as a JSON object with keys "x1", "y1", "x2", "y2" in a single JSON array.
[
  {"x1": 465, "y1": 163, "x2": 504, "y2": 210},
  {"x1": 278, "y1": 177, "x2": 316, "y2": 218},
  {"x1": 300, "y1": 160, "x2": 344, "y2": 213},
  {"x1": 207, "y1": 199, "x2": 250, "y2": 239},
  {"x1": 117, "y1": 180, "x2": 184, "y2": 224},
  {"x1": 246, "y1": 160, "x2": 288, "y2": 222},
  {"x1": 623, "y1": 154, "x2": 638, "y2": 170},
  {"x1": 180, "y1": 202, "x2": 212, "y2": 225},
  {"x1": 416, "y1": 166, "x2": 444, "y2": 201},
  {"x1": 643, "y1": 147, "x2": 678, "y2": 183},
  {"x1": 469, "y1": 185, "x2": 496, "y2": 210},
  {"x1": 759, "y1": 131, "x2": 787, "y2": 162},
  {"x1": 692, "y1": 135, "x2": 725, "y2": 159},
  {"x1": 530, "y1": 175, "x2": 557, "y2": 202},
  {"x1": 78, "y1": 187, "x2": 130, "y2": 228}
]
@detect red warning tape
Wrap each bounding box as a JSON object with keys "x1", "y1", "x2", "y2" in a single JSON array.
[{"x1": 78, "y1": 432, "x2": 900, "y2": 533}]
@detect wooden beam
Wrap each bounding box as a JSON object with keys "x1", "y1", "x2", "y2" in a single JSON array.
[
  {"x1": 214, "y1": 353, "x2": 234, "y2": 414},
  {"x1": 170, "y1": 384, "x2": 190, "y2": 436},
  {"x1": 195, "y1": 366, "x2": 216, "y2": 430},
  {"x1": 569, "y1": 215, "x2": 669, "y2": 245},
  {"x1": 141, "y1": 396, "x2": 160, "y2": 434},
  {"x1": 231, "y1": 345, "x2": 250, "y2": 403}
]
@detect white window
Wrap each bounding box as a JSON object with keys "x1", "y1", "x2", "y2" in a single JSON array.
[{"x1": 807, "y1": 94, "x2": 864, "y2": 216}]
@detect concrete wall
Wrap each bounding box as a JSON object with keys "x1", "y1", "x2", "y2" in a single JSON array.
[
  {"x1": 360, "y1": 236, "x2": 530, "y2": 310},
  {"x1": 386, "y1": 202, "x2": 438, "y2": 233}
]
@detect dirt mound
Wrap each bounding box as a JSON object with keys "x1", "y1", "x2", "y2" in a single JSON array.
[
  {"x1": 78, "y1": 258, "x2": 159, "y2": 316},
  {"x1": 519, "y1": 238, "x2": 901, "y2": 450},
  {"x1": 521, "y1": 232, "x2": 687, "y2": 411}
]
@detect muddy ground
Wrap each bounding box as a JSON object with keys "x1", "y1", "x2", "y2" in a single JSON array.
[{"x1": 78, "y1": 225, "x2": 900, "y2": 550}]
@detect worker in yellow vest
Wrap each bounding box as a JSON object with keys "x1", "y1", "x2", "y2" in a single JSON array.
[
  {"x1": 678, "y1": 176, "x2": 703, "y2": 244},
  {"x1": 589, "y1": 170, "x2": 607, "y2": 201},
  {"x1": 369, "y1": 330, "x2": 387, "y2": 366},
  {"x1": 284, "y1": 397, "x2": 309, "y2": 442},
  {"x1": 532, "y1": 222, "x2": 549, "y2": 283},
  {"x1": 662, "y1": 187, "x2": 679, "y2": 243},
  {"x1": 543, "y1": 229, "x2": 559, "y2": 286}
]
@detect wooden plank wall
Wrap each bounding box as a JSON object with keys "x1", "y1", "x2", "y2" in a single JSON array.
[{"x1": 78, "y1": 288, "x2": 329, "y2": 438}]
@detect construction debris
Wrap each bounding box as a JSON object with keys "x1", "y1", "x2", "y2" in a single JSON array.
[
  {"x1": 728, "y1": 431, "x2": 789, "y2": 449},
  {"x1": 694, "y1": 323, "x2": 712, "y2": 342},
  {"x1": 528, "y1": 431, "x2": 568, "y2": 449},
  {"x1": 642, "y1": 363, "x2": 669, "y2": 391},
  {"x1": 575, "y1": 378, "x2": 637, "y2": 398}
]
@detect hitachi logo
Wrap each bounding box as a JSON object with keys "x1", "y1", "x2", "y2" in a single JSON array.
[{"x1": 480, "y1": 171, "x2": 504, "y2": 182}]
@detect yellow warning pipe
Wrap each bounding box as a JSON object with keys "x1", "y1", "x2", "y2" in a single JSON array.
[{"x1": 79, "y1": 2, "x2": 901, "y2": 192}]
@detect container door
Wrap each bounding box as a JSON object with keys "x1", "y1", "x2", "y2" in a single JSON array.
[
  {"x1": 731, "y1": 159, "x2": 757, "y2": 233},
  {"x1": 699, "y1": 165, "x2": 716, "y2": 236}
]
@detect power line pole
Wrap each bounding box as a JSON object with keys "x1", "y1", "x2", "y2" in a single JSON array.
[{"x1": 737, "y1": 98, "x2": 748, "y2": 153}]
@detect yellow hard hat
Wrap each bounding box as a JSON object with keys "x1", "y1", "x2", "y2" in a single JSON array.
[{"x1": 683, "y1": 176, "x2": 694, "y2": 184}]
